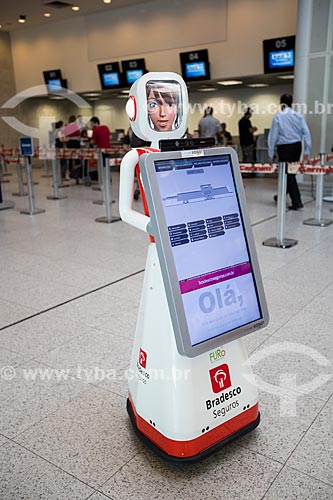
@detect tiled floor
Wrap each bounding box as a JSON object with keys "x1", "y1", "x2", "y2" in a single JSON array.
[{"x1": 0, "y1": 166, "x2": 332, "y2": 500}]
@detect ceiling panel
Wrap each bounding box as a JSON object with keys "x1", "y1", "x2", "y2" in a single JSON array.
[{"x1": 0, "y1": 0, "x2": 147, "y2": 31}]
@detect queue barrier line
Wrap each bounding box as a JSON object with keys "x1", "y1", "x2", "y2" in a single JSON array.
[
  {"x1": 93, "y1": 150, "x2": 105, "y2": 205},
  {"x1": 20, "y1": 157, "x2": 45, "y2": 216},
  {"x1": 240, "y1": 160, "x2": 333, "y2": 248},
  {"x1": 12, "y1": 160, "x2": 28, "y2": 197},
  {"x1": 1, "y1": 148, "x2": 331, "y2": 164},
  {"x1": 0, "y1": 165, "x2": 15, "y2": 210},
  {"x1": 41, "y1": 158, "x2": 53, "y2": 178},
  {"x1": 2, "y1": 147, "x2": 332, "y2": 229},
  {"x1": 239, "y1": 162, "x2": 333, "y2": 175},
  {"x1": 241, "y1": 161, "x2": 333, "y2": 228},
  {"x1": 95, "y1": 154, "x2": 121, "y2": 224},
  {"x1": 303, "y1": 153, "x2": 332, "y2": 227},
  {"x1": 260, "y1": 162, "x2": 298, "y2": 249},
  {"x1": 0, "y1": 154, "x2": 10, "y2": 185},
  {"x1": 47, "y1": 157, "x2": 68, "y2": 201}
]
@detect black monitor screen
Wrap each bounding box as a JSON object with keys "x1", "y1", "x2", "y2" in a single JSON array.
[
  {"x1": 180, "y1": 49, "x2": 210, "y2": 82},
  {"x1": 122, "y1": 58, "x2": 146, "y2": 86},
  {"x1": 263, "y1": 36, "x2": 295, "y2": 74},
  {"x1": 47, "y1": 78, "x2": 62, "y2": 91},
  {"x1": 98, "y1": 62, "x2": 122, "y2": 90},
  {"x1": 43, "y1": 69, "x2": 65, "y2": 93},
  {"x1": 185, "y1": 62, "x2": 207, "y2": 79},
  {"x1": 102, "y1": 72, "x2": 120, "y2": 88},
  {"x1": 126, "y1": 68, "x2": 144, "y2": 84},
  {"x1": 269, "y1": 50, "x2": 294, "y2": 69}
]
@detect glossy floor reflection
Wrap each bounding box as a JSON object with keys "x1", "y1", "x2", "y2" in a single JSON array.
[{"x1": 0, "y1": 167, "x2": 332, "y2": 500}]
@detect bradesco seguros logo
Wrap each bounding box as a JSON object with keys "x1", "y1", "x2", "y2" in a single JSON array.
[
  {"x1": 209, "y1": 363, "x2": 231, "y2": 393},
  {"x1": 207, "y1": 363, "x2": 242, "y2": 418}
]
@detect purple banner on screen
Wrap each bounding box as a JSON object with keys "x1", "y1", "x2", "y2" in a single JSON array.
[{"x1": 179, "y1": 262, "x2": 251, "y2": 294}]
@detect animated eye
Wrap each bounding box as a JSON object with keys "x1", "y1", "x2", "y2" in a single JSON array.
[{"x1": 148, "y1": 101, "x2": 158, "y2": 111}]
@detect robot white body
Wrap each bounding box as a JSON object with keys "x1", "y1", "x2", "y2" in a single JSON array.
[{"x1": 119, "y1": 73, "x2": 263, "y2": 462}]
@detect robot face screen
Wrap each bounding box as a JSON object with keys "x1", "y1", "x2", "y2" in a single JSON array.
[{"x1": 146, "y1": 80, "x2": 182, "y2": 132}]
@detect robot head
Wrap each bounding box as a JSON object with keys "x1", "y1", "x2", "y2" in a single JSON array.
[{"x1": 125, "y1": 72, "x2": 188, "y2": 144}]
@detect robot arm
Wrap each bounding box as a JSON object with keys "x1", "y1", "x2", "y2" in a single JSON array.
[{"x1": 119, "y1": 149, "x2": 151, "y2": 233}]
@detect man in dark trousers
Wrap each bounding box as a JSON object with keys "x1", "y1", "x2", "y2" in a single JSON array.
[
  {"x1": 238, "y1": 108, "x2": 257, "y2": 163},
  {"x1": 268, "y1": 94, "x2": 311, "y2": 210}
]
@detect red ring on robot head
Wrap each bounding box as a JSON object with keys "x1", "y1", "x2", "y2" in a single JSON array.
[{"x1": 126, "y1": 95, "x2": 137, "y2": 122}]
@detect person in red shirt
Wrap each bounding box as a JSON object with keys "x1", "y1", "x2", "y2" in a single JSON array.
[{"x1": 90, "y1": 116, "x2": 111, "y2": 149}]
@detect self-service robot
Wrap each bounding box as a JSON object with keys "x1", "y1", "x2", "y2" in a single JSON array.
[{"x1": 119, "y1": 72, "x2": 269, "y2": 463}]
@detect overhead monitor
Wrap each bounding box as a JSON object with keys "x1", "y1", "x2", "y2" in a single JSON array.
[
  {"x1": 43, "y1": 69, "x2": 67, "y2": 93},
  {"x1": 263, "y1": 35, "x2": 295, "y2": 74},
  {"x1": 122, "y1": 58, "x2": 146, "y2": 86},
  {"x1": 140, "y1": 148, "x2": 268, "y2": 357},
  {"x1": 179, "y1": 49, "x2": 210, "y2": 82},
  {"x1": 98, "y1": 62, "x2": 122, "y2": 90}
]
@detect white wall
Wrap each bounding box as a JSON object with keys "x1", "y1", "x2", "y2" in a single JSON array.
[{"x1": 10, "y1": 0, "x2": 297, "y2": 93}]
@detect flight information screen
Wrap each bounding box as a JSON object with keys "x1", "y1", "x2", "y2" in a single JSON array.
[
  {"x1": 154, "y1": 154, "x2": 262, "y2": 346},
  {"x1": 185, "y1": 62, "x2": 207, "y2": 78},
  {"x1": 269, "y1": 50, "x2": 294, "y2": 69},
  {"x1": 102, "y1": 72, "x2": 120, "y2": 87}
]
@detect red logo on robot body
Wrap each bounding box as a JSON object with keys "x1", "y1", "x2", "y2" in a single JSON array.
[
  {"x1": 139, "y1": 348, "x2": 147, "y2": 369},
  {"x1": 209, "y1": 364, "x2": 232, "y2": 393}
]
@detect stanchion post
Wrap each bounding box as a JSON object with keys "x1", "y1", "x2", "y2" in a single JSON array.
[
  {"x1": 41, "y1": 158, "x2": 52, "y2": 178},
  {"x1": 12, "y1": 159, "x2": 28, "y2": 197},
  {"x1": 0, "y1": 155, "x2": 10, "y2": 183},
  {"x1": 1, "y1": 153, "x2": 12, "y2": 177},
  {"x1": 93, "y1": 150, "x2": 105, "y2": 205},
  {"x1": 20, "y1": 156, "x2": 45, "y2": 215},
  {"x1": 95, "y1": 155, "x2": 120, "y2": 224},
  {"x1": 92, "y1": 148, "x2": 103, "y2": 192},
  {"x1": 57, "y1": 149, "x2": 70, "y2": 189},
  {"x1": 263, "y1": 162, "x2": 298, "y2": 249},
  {"x1": 0, "y1": 178, "x2": 15, "y2": 210},
  {"x1": 303, "y1": 153, "x2": 332, "y2": 226},
  {"x1": 47, "y1": 152, "x2": 67, "y2": 200}
]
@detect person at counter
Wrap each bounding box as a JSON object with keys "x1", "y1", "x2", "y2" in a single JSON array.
[
  {"x1": 220, "y1": 122, "x2": 232, "y2": 146},
  {"x1": 90, "y1": 116, "x2": 111, "y2": 149},
  {"x1": 198, "y1": 106, "x2": 222, "y2": 144},
  {"x1": 64, "y1": 115, "x2": 81, "y2": 182},
  {"x1": 238, "y1": 108, "x2": 257, "y2": 163}
]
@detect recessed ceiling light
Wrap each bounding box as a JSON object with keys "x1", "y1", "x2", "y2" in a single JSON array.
[
  {"x1": 277, "y1": 75, "x2": 294, "y2": 80},
  {"x1": 198, "y1": 88, "x2": 216, "y2": 92},
  {"x1": 18, "y1": 15, "x2": 26, "y2": 24},
  {"x1": 83, "y1": 92, "x2": 101, "y2": 97},
  {"x1": 217, "y1": 80, "x2": 243, "y2": 86},
  {"x1": 72, "y1": 6, "x2": 80, "y2": 11},
  {"x1": 247, "y1": 83, "x2": 269, "y2": 88},
  {"x1": 43, "y1": 12, "x2": 52, "y2": 18},
  {"x1": 103, "y1": 0, "x2": 112, "y2": 3}
]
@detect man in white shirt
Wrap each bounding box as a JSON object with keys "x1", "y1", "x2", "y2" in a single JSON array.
[
  {"x1": 198, "y1": 107, "x2": 222, "y2": 144},
  {"x1": 268, "y1": 94, "x2": 311, "y2": 210}
]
